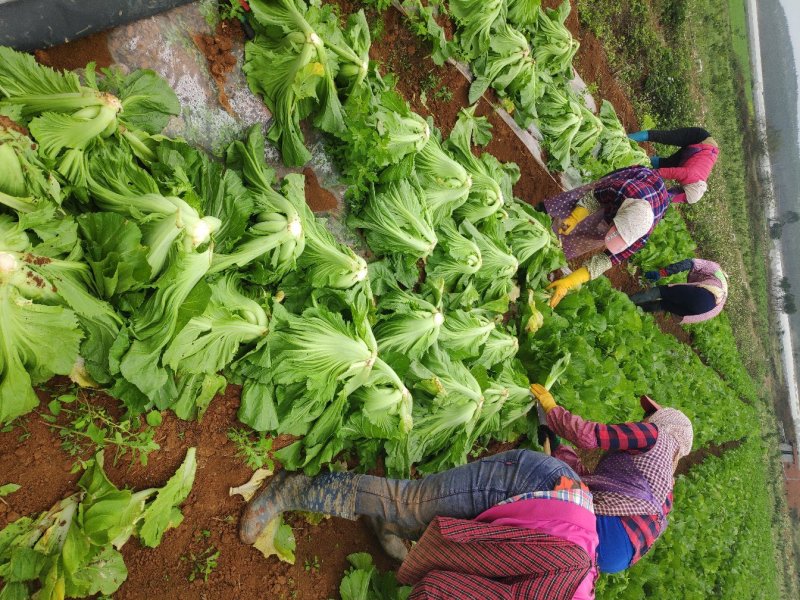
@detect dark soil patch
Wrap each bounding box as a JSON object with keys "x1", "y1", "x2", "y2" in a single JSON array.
[
  {"x1": 192, "y1": 20, "x2": 243, "y2": 116},
  {"x1": 34, "y1": 31, "x2": 113, "y2": 71},
  {"x1": 675, "y1": 438, "x2": 744, "y2": 477}
]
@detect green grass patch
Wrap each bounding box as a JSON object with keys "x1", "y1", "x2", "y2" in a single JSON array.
[{"x1": 727, "y1": 0, "x2": 755, "y2": 113}]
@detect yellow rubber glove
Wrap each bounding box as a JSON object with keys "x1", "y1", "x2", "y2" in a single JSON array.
[
  {"x1": 558, "y1": 206, "x2": 590, "y2": 235},
  {"x1": 547, "y1": 267, "x2": 590, "y2": 308},
  {"x1": 530, "y1": 383, "x2": 557, "y2": 413}
]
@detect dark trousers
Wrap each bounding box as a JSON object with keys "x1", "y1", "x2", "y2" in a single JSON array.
[
  {"x1": 630, "y1": 285, "x2": 716, "y2": 317},
  {"x1": 648, "y1": 128, "x2": 711, "y2": 168}
]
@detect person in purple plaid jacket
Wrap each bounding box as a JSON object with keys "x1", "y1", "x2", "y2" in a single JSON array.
[
  {"x1": 239, "y1": 386, "x2": 691, "y2": 598},
  {"x1": 531, "y1": 386, "x2": 694, "y2": 573},
  {"x1": 543, "y1": 166, "x2": 673, "y2": 308}
]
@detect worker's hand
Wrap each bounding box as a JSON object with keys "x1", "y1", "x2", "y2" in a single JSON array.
[
  {"x1": 546, "y1": 267, "x2": 590, "y2": 308},
  {"x1": 627, "y1": 130, "x2": 649, "y2": 143},
  {"x1": 558, "y1": 206, "x2": 590, "y2": 236},
  {"x1": 530, "y1": 383, "x2": 557, "y2": 413},
  {"x1": 644, "y1": 270, "x2": 662, "y2": 282}
]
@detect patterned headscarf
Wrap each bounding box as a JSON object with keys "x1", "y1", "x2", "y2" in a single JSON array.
[{"x1": 648, "y1": 408, "x2": 693, "y2": 459}]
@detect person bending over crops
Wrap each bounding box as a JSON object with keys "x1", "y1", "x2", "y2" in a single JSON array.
[
  {"x1": 530, "y1": 388, "x2": 693, "y2": 575},
  {"x1": 543, "y1": 165, "x2": 671, "y2": 307},
  {"x1": 628, "y1": 126, "x2": 719, "y2": 205},
  {"x1": 240, "y1": 444, "x2": 599, "y2": 598},
  {"x1": 630, "y1": 258, "x2": 729, "y2": 323}
]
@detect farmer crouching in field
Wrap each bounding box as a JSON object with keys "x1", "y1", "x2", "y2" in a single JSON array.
[
  {"x1": 629, "y1": 258, "x2": 729, "y2": 323},
  {"x1": 628, "y1": 126, "x2": 719, "y2": 205},
  {"x1": 240, "y1": 425, "x2": 600, "y2": 598},
  {"x1": 239, "y1": 395, "x2": 692, "y2": 599},
  {"x1": 530, "y1": 389, "x2": 694, "y2": 574},
  {"x1": 543, "y1": 165, "x2": 673, "y2": 307}
]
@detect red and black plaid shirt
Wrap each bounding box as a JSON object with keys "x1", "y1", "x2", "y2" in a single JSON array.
[
  {"x1": 621, "y1": 492, "x2": 674, "y2": 564},
  {"x1": 594, "y1": 420, "x2": 671, "y2": 563},
  {"x1": 595, "y1": 421, "x2": 659, "y2": 452}
]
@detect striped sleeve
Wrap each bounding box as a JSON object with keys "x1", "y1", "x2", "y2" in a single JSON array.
[{"x1": 594, "y1": 422, "x2": 659, "y2": 451}]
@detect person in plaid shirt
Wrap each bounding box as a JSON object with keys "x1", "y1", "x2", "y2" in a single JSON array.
[
  {"x1": 530, "y1": 386, "x2": 694, "y2": 573},
  {"x1": 542, "y1": 166, "x2": 672, "y2": 307},
  {"x1": 239, "y1": 446, "x2": 599, "y2": 599},
  {"x1": 238, "y1": 392, "x2": 691, "y2": 598}
]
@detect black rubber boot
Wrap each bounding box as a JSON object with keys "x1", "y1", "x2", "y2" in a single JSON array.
[
  {"x1": 239, "y1": 471, "x2": 360, "y2": 544},
  {"x1": 630, "y1": 286, "x2": 662, "y2": 306}
]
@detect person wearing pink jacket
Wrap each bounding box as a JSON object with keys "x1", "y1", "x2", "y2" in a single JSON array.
[
  {"x1": 629, "y1": 258, "x2": 729, "y2": 323},
  {"x1": 627, "y1": 127, "x2": 719, "y2": 205}
]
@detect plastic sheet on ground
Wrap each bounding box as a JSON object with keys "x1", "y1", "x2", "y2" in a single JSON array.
[{"x1": 105, "y1": 3, "x2": 347, "y2": 208}]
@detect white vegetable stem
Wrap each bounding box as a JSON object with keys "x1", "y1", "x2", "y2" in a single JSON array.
[{"x1": 0, "y1": 252, "x2": 17, "y2": 274}]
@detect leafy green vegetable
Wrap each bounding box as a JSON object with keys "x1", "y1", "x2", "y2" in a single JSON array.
[
  {"x1": 438, "y1": 309, "x2": 495, "y2": 360},
  {"x1": 535, "y1": 84, "x2": 583, "y2": 171},
  {"x1": 118, "y1": 249, "x2": 213, "y2": 408},
  {"x1": 374, "y1": 281, "x2": 444, "y2": 359},
  {"x1": 0, "y1": 48, "x2": 177, "y2": 164},
  {"x1": 450, "y1": 0, "x2": 506, "y2": 60},
  {"x1": 427, "y1": 218, "x2": 482, "y2": 289},
  {"x1": 414, "y1": 131, "x2": 472, "y2": 224},
  {"x1": 0, "y1": 233, "x2": 86, "y2": 421},
  {"x1": 298, "y1": 210, "x2": 368, "y2": 289},
  {"x1": 507, "y1": 0, "x2": 542, "y2": 28},
  {"x1": 470, "y1": 327, "x2": 519, "y2": 370},
  {"x1": 138, "y1": 448, "x2": 197, "y2": 547},
  {"x1": 470, "y1": 24, "x2": 538, "y2": 111},
  {"x1": 253, "y1": 516, "x2": 297, "y2": 564},
  {"x1": 0, "y1": 449, "x2": 195, "y2": 598},
  {"x1": 503, "y1": 200, "x2": 559, "y2": 267},
  {"x1": 163, "y1": 274, "x2": 268, "y2": 376},
  {"x1": 339, "y1": 552, "x2": 411, "y2": 600},
  {"x1": 0, "y1": 125, "x2": 61, "y2": 213},
  {"x1": 243, "y1": 0, "x2": 367, "y2": 166},
  {"x1": 210, "y1": 173, "x2": 306, "y2": 280},
  {"x1": 76, "y1": 213, "x2": 151, "y2": 301},
  {"x1": 0, "y1": 483, "x2": 20, "y2": 497},
  {"x1": 532, "y1": 0, "x2": 579, "y2": 77},
  {"x1": 349, "y1": 179, "x2": 437, "y2": 260},
  {"x1": 460, "y1": 219, "x2": 519, "y2": 307},
  {"x1": 446, "y1": 108, "x2": 514, "y2": 222}
]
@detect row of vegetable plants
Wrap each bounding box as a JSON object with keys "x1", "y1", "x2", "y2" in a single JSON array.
[
  {"x1": 0, "y1": 0, "x2": 773, "y2": 597},
  {"x1": 374, "y1": 0, "x2": 650, "y2": 177},
  {"x1": 231, "y1": 2, "x2": 773, "y2": 596},
  {"x1": 328, "y1": 1, "x2": 779, "y2": 597}
]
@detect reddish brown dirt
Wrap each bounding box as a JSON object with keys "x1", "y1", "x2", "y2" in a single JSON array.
[
  {"x1": 0, "y1": 384, "x2": 395, "y2": 600},
  {"x1": 304, "y1": 167, "x2": 340, "y2": 212},
  {"x1": 192, "y1": 20, "x2": 243, "y2": 116},
  {"x1": 674, "y1": 438, "x2": 744, "y2": 477},
  {"x1": 34, "y1": 31, "x2": 113, "y2": 71}
]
